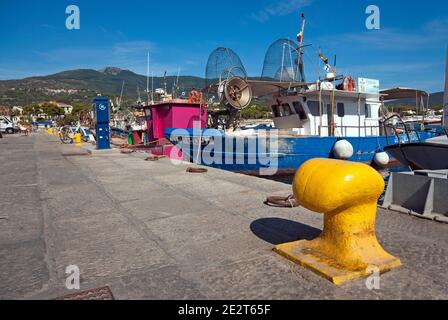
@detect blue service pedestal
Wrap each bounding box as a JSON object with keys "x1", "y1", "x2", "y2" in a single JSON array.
[{"x1": 93, "y1": 97, "x2": 111, "y2": 150}]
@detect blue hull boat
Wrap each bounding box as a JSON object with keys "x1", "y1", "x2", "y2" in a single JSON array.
[{"x1": 165, "y1": 128, "x2": 438, "y2": 176}]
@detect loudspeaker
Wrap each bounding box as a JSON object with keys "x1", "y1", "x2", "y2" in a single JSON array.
[{"x1": 222, "y1": 77, "x2": 252, "y2": 110}]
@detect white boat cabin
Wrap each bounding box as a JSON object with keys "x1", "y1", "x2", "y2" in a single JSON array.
[{"x1": 269, "y1": 89, "x2": 382, "y2": 137}]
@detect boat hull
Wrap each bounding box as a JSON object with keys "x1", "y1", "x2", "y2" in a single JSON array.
[
  {"x1": 165, "y1": 129, "x2": 437, "y2": 176},
  {"x1": 384, "y1": 141, "x2": 448, "y2": 170}
]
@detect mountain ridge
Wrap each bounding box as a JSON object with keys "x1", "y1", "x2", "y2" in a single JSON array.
[{"x1": 0, "y1": 68, "x2": 205, "y2": 106}]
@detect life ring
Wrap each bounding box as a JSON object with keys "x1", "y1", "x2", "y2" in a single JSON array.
[{"x1": 188, "y1": 90, "x2": 201, "y2": 103}]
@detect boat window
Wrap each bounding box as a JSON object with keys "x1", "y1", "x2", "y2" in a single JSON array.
[
  {"x1": 144, "y1": 108, "x2": 152, "y2": 119},
  {"x1": 282, "y1": 103, "x2": 292, "y2": 116},
  {"x1": 292, "y1": 102, "x2": 308, "y2": 120},
  {"x1": 365, "y1": 104, "x2": 372, "y2": 118},
  {"x1": 272, "y1": 105, "x2": 283, "y2": 117},
  {"x1": 307, "y1": 101, "x2": 320, "y2": 117},
  {"x1": 337, "y1": 103, "x2": 345, "y2": 117}
]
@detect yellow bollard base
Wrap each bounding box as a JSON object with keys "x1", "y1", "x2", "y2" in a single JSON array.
[{"x1": 274, "y1": 240, "x2": 402, "y2": 285}]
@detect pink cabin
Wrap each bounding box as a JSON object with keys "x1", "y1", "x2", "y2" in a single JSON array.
[{"x1": 143, "y1": 100, "x2": 207, "y2": 159}]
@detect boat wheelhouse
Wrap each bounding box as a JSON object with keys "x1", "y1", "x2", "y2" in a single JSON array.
[
  {"x1": 142, "y1": 98, "x2": 207, "y2": 159},
  {"x1": 269, "y1": 89, "x2": 382, "y2": 138}
]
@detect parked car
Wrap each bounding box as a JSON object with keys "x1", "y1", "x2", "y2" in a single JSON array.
[{"x1": 0, "y1": 116, "x2": 17, "y2": 134}]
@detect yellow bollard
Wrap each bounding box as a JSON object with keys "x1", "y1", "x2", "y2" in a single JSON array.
[
  {"x1": 74, "y1": 133, "x2": 82, "y2": 146},
  {"x1": 274, "y1": 159, "x2": 401, "y2": 285},
  {"x1": 47, "y1": 129, "x2": 52, "y2": 135}
]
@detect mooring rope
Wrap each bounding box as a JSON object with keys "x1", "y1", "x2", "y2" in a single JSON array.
[
  {"x1": 186, "y1": 167, "x2": 208, "y2": 173},
  {"x1": 145, "y1": 155, "x2": 166, "y2": 161},
  {"x1": 265, "y1": 195, "x2": 299, "y2": 208}
]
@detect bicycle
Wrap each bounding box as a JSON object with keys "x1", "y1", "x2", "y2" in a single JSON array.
[
  {"x1": 59, "y1": 126, "x2": 74, "y2": 144},
  {"x1": 59, "y1": 125, "x2": 94, "y2": 144}
]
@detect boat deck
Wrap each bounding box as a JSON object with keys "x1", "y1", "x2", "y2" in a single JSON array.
[{"x1": 1, "y1": 133, "x2": 448, "y2": 299}]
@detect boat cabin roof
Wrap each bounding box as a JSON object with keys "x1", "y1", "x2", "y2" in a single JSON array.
[
  {"x1": 380, "y1": 87, "x2": 429, "y2": 101},
  {"x1": 205, "y1": 80, "x2": 311, "y2": 97},
  {"x1": 303, "y1": 89, "x2": 380, "y2": 100},
  {"x1": 143, "y1": 100, "x2": 202, "y2": 109}
]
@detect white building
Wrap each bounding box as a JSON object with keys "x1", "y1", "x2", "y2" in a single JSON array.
[
  {"x1": 55, "y1": 103, "x2": 73, "y2": 115},
  {"x1": 11, "y1": 106, "x2": 23, "y2": 123}
]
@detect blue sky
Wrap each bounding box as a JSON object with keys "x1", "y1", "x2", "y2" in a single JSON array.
[{"x1": 0, "y1": 0, "x2": 447, "y2": 92}]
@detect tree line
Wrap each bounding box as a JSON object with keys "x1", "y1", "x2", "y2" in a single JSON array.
[{"x1": 10, "y1": 103, "x2": 92, "y2": 126}]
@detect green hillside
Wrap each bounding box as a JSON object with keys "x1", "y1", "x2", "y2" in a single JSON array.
[{"x1": 0, "y1": 67, "x2": 205, "y2": 107}]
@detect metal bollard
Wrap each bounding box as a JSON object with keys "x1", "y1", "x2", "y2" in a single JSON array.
[
  {"x1": 74, "y1": 133, "x2": 82, "y2": 146},
  {"x1": 274, "y1": 158, "x2": 401, "y2": 285}
]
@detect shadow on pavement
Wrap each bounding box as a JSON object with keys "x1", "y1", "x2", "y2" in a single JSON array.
[{"x1": 250, "y1": 217, "x2": 321, "y2": 245}]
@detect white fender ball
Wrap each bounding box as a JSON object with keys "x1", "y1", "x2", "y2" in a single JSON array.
[
  {"x1": 374, "y1": 152, "x2": 390, "y2": 167},
  {"x1": 333, "y1": 140, "x2": 354, "y2": 160}
]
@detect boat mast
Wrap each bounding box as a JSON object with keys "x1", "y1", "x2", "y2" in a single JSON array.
[
  {"x1": 147, "y1": 51, "x2": 150, "y2": 106},
  {"x1": 444, "y1": 47, "x2": 448, "y2": 135},
  {"x1": 330, "y1": 80, "x2": 335, "y2": 136},
  {"x1": 173, "y1": 67, "x2": 180, "y2": 98},
  {"x1": 163, "y1": 71, "x2": 167, "y2": 100},
  {"x1": 296, "y1": 13, "x2": 306, "y2": 82},
  {"x1": 151, "y1": 71, "x2": 154, "y2": 104},
  {"x1": 118, "y1": 80, "x2": 125, "y2": 110},
  {"x1": 137, "y1": 86, "x2": 141, "y2": 105}
]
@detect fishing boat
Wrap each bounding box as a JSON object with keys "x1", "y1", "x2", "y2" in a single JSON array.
[{"x1": 143, "y1": 15, "x2": 438, "y2": 176}]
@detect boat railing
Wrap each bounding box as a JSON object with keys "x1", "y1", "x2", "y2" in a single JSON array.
[
  {"x1": 380, "y1": 114, "x2": 420, "y2": 145},
  {"x1": 318, "y1": 125, "x2": 382, "y2": 137}
]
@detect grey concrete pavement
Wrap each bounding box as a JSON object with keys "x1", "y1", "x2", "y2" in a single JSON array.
[{"x1": 1, "y1": 133, "x2": 448, "y2": 300}]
